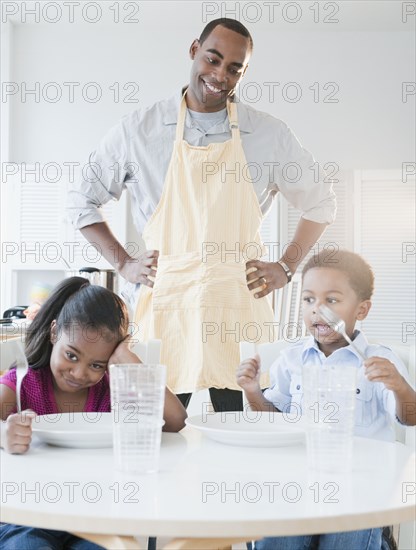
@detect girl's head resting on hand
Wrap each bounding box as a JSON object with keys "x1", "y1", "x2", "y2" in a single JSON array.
[{"x1": 25, "y1": 277, "x2": 129, "y2": 371}]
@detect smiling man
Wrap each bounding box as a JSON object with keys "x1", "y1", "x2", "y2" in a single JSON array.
[
  {"x1": 186, "y1": 23, "x2": 251, "y2": 111},
  {"x1": 68, "y1": 18, "x2": 336, "y2": 412}
]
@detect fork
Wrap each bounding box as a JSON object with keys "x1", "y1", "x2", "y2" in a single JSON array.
[
  {"x1": 318, "y1": 304, "x2": 367, "y2": 361},
  {"x1": 15, "y1": 341, "x2": 29, "y2": 413}
]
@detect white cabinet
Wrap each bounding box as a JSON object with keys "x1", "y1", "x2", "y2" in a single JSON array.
[{"x1": 0, "y1": 164, "x2": 127, "y2": 313}]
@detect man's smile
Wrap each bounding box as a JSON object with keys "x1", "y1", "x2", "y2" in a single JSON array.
[{"x1": 202, "y1": 79, "x2": 227, "y2": 96}]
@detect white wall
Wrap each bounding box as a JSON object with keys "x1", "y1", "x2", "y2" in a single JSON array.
[
  {"x1": 5, "y1": 0, "x2": 415, "y2": 169},
  {"x1": 1, "y1": 1, "x2": 415, "y2": 316}
]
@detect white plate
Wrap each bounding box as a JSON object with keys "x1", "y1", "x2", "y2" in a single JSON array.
[
  {"x1": 32, "y1": 412, "x2": 113, "y2": 448},
  {"x1": 185, "y1": 411, "x2": 306, "y2": 447}
]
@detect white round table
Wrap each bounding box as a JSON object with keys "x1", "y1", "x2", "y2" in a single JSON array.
[{"x1": 1, "y1": 426, "x2": 415, "y2": 542}]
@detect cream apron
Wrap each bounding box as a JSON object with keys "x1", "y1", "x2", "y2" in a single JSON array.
[{"x1": 135, "y1": 94, "x2": 275, "y2": 393}]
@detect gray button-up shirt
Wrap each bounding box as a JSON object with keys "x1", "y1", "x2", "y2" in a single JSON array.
[{"x1": 67, "y1": 91, "x2": 336, "y2": 233}]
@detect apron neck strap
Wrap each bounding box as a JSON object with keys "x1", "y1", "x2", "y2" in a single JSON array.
[
  {"x1": 227, "y1": 100, "x2": 240, "y2": 139},
  {"x1": 176, "y1": 91, "x2": 240, "y2": 142}
]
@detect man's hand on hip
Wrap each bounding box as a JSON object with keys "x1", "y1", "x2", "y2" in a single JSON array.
[
  {"x1": 246, "y1": 259, "x2": 290, "y2": 298},
  {"x1": 119, "y1": 250, "x2": 159, "y2": 287}
]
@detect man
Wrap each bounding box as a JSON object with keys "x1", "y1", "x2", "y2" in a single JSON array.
[{"x1": 68, "y1": 18, "x2": 336, "y2": 412}]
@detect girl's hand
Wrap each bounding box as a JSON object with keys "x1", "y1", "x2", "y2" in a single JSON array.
[
  {"x1": 236, "y1": 356, "x2": 261, "y2": 394},
  {"x1": 1, "y1": 410, "x2": 36, "y2": 454},
  {"x1": 364, "y1": 356, "x2": 405, "y2": 392},
  {"x1": 108, "y1": 340, "x2": 142, "y2": 366}
]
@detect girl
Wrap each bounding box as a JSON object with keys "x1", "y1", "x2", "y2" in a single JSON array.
[
  {"x1": 0, "y1": 277, "x2": 187, "y2": 549},
  {"x1": 0, "y1": 276, "x2": 187, "y2": 453}
]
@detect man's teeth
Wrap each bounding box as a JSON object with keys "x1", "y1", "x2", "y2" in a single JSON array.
[{"x1": 205, "y1": 82, "x2": 221, "y2": 93}]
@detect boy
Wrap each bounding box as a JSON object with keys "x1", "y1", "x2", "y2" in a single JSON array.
[{"x1": 237, "y1": 249, "x2": 415, "y2": 550}]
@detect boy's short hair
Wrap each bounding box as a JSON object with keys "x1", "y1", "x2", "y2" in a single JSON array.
[{"x1": 302, "y1": 249, "x2": 374, "y2": 301}]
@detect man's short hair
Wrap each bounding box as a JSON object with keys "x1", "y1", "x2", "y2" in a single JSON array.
[
  {"x1": 199, "y1": 18, "x2": 253, "y2": 51},
  {"x1": 302, "y1": 249, "x2": 375, "y2": 301}
]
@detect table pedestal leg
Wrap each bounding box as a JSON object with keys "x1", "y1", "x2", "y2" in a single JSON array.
[
  {"x1": 163, "y1": 538, "x2": 250, "y2": 550},
  {"x1": 72, "y1": 533, "x2": 142, "y2": 549}
]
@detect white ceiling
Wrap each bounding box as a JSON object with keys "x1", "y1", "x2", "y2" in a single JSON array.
[{"x1": 2, "y1": 0, "x2": 415, "y2": 32}]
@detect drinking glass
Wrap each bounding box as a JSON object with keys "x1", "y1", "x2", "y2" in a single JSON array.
[
  {"x1": 302, "y1": 364, "x2": 357, "y2": 473},
  {"x1": 110, "y1": 363, "x2": 166, "y2": 474}
]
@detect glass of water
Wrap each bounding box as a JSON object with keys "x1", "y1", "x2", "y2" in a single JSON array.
[
  {"x1": 302, "y1": 363, "x2": 357, "y2": 474},
  {"x1": 110, "y1": 363, "x2": 166, "y2": 474}
]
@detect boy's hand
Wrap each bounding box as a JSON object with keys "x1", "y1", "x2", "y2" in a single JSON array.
[
  {"x1": 2, "y1": 410, "x2": 36, "y2": 454},
  {"x1": 236, "y1": 356, "x2": 261, "y2": 394},
  {"x1": 108, "y1": 340, "x2": 142, "y2": 366},
  {"x1": 364, "y1": 356, "x2": 405, "y2": 392}
]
